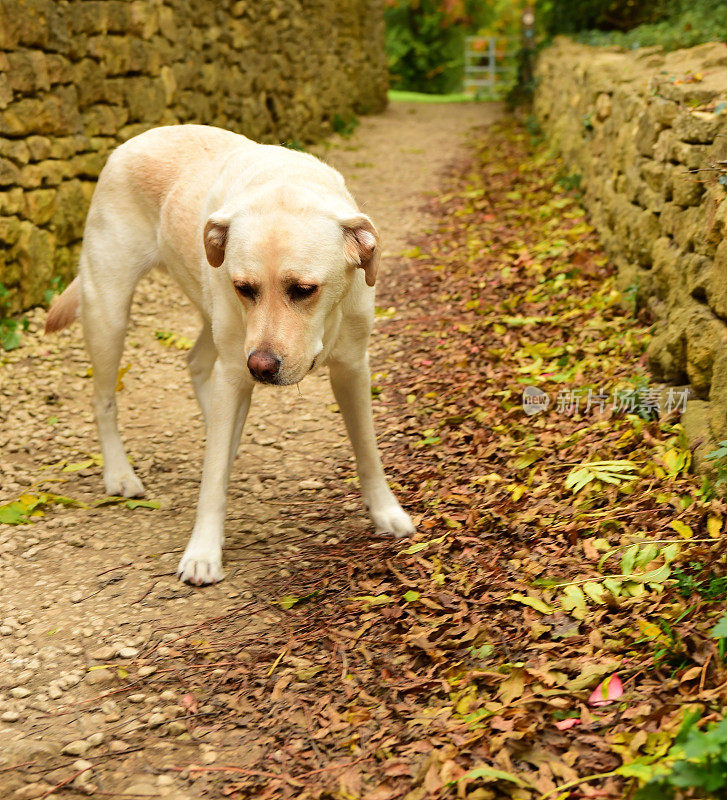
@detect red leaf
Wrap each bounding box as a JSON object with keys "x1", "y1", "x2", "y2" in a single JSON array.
[{"x1": 588, "y1": 674, "x2": 624, "y2": 707}]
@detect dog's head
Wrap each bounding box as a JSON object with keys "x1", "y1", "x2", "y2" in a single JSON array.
[{"x1": 202, "y1": 186, "x2": 379, "y2": 386}]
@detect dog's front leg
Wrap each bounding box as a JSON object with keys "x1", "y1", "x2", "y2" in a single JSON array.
[
  {"x1": 329, "y1": 357, "x2": 414, "y2": 538},
  {"x1": 177, "y1": 362, "x2": 252, "y2": 585}
]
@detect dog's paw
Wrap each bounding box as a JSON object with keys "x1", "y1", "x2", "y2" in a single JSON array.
[
  {"x1": 104, "y1": 469, "x2": 145, "y2": 499},
  {"x1": 369, "y1": 502, "x2": 416, "y2": 539},
  {"x1": 177, "y1": 550, "x2": 225, "y2": 586}
]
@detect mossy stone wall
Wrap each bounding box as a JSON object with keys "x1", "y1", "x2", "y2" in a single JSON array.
[{"x1": 534, "y1": 38, "x2": 727, "y2": 461}]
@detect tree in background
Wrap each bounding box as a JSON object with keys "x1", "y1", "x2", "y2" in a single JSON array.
[
  {"x1": 385, "y1": 0, "x2": 496, "y2": 94},
  {"x1": 537, "y1": 0, "x2": 666, "y2": 36},
  {"x1": 537, "y1": 0, "x2": 727, "y2": 52}
]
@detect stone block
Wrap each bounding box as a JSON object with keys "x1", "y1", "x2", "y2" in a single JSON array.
[
  {"x1": 0, "y1": 86, "x2": 79, "y2": 136},
  {"x1": 81, "y1": 105, "x2": 129, "y2": 137},
  {"x1": 672, "y1": 170, "x2": 705, "y2": 207},
  {"x1": 671, "y1": 206, "x2": 701, "y2": 251},
  {"x1": 23, "y1": 187, "x2": 56, "y2": 224},
  {"x1": 0, "y1": 138, "x2": 31, "y2": 164},
  {"x1": 674, "y1": 110, "x2": 724, "y2": 144},
  {"x1": 709, "y1": 351, "x2": 727, "y2": 442},
  {"x1": 640, "y1": 159, "x2": 666, "y2": 192},
  {"x1": 69, "y1": 151, "x2": 106, "y2": 180},
  {"x1": 682, "y1": 399, "x2": 715, "y2": 472},
  {"x1": 25, "y1": 135, "x2": 52, "y2": 161},
  {"x1": 685, "y1": 307, "x2": 727, "y2": 397},
  {"x1": 651, "y1": 98, "x2": 679, "y2": 126},
  {"x1": 685, "y1": 252, "x2": 711, "y2": 300},
  {"x1": 46, "y1": 53, "x2": 73, "y2": 85},
  {"x1": 672, "y1": 141, "x2": 708, "y2": 170},
  {"x1": 635, "y1": 108, "x2": 662, "y2": 157},
  {"x1": 651, "y1": 236, "x2": 680, "y2": 295},
  {"x1": 0, "y1": 187, "x2": 24, "y2": 216},
  {"x1": 18, "y1": 158, "x2": 72, "y2": 189},
  {"x1": 647, "y1": 309, "x2": 688, "y2": 384},
  {"x1": 633, "y1": 209, "x2": 660, "y2": 267},
  {"x1": 122, "y1": 77, "x2": 166, "y2": 123},
  {"x1": 4, "y1": 49, "x2": 50, "y2": 94},
  {"x1": 653, "y1": 129, "x2": 676, "y2": 163},
  {"x1": 51, "y1": 180, "x2": 87, "y2": 239},
  {"x1": 709, "y1": 240, "x2": 727, "y2": 319}
]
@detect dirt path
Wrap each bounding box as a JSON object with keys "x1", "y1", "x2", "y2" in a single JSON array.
[{"x1": 0, "y1": 101, "x2": 500, "y2": 798}]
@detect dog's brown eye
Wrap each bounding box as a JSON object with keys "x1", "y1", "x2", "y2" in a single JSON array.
[
  {"x1": 234, "y1": 282, "x2": 258, "y2": 301},
  {"x1": 288, "y1": 284, "x2": 318, "y2": 301}
]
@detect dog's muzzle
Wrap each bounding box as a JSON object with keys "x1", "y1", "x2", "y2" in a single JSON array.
[{"x1": 247, "y1": 350, "x2": 282, "y2": 383}]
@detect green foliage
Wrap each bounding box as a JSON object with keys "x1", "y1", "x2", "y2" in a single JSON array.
[
  {"x1": 706, "y1": 440, "x2": 727, "y2": 463},
  {"x1": 384, "y1": 0, "x2": 493, "y2": 94},
  {"x1": 711, "y1": 611, "x2": 727, "y2": 660},
  {"x1": 281, "y1": 138, "x2": 306, "y2": 151},
  {"x1": 331, "y1": 113, "x2": 359, "y2": 138},
  {"x1": 540, "y1": 0, "x2": 727, "y2": 51},
  {"x1": 0, "y1": 283, "x2": 28, "y2": 352},
  {"x1": 43, "y1": 275, "x2": 66, "y2": 305},
  {"x1": 0, "y1": 489, "x2": 160, "y2": 525},
  {"x1": 538, "y1": 0, "x2": 666, "y2": 37},
  {"x1": 705, "y1": 440, "x2": 727, "y2": 489},
  {"x1": 510, "y1": 0, "x2": 727, "y2": 105},
  {"x1": 554, "y1": 167, "x2": 582, "y2": 192},
  {"x1": 673, "y1": 562, "x2": 727, "y2": 602},
  {"x1": 634, "y1": 714, "x2": 727, "y2": 799},
  {"x1": 523, "y1": 114, "x2": 544, "y2": 145}
]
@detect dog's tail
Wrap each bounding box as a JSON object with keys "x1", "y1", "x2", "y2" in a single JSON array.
[{"x1": 45, "y1": 277, "x2": 80, "y2": 334}]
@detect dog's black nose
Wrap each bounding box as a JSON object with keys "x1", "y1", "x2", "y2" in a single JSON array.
[{"x1": 247, "y1": 350, "x2": 281, "y2": 382}]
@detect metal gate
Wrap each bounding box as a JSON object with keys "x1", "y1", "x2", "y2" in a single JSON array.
[{"x1": 463, "y1": 35, "x2": 518, "y2": 99}]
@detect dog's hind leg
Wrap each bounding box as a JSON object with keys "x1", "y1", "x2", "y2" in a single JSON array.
[
  {"x1": 187, "y1": 322, "x2": 216, "y2": 426},
  {"x1": 80, "y1": 236, "x2": 152, "y2": 499}
]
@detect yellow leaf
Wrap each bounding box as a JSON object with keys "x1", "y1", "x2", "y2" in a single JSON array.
[
  {"x1": 708, "y1": 515, "x2": 722, "y2": 539},
  {"x1": 62, "y1": 459, "x2": 96, "y2": 473},
  {"x1": 508, "y1": 484, "x2": 526, "y2": 502},
  {"x1": 472, "y1": 473, "x2": 502, "y2": 484},
  {"x1": 560, "y1": 585, "x2": 587, "y2": 620},
  {"x1": 670, "y1": 520, "x2": 692, "y2": 539},
  {"x1": 456, "y1": 694, "x2": 475, "y2": 714},
  {"x1": 116, "y1": 364, "x2": 131, "y2": 391},
  {"x1": 509, "y1": 593, "x2": 553, "y2": 615},
  {"x1": 637, "y1": 619, "x2": 670, "y2": 644},
  {"x1": 583, "y1": 581, "x2": 606, "y2": 604}
]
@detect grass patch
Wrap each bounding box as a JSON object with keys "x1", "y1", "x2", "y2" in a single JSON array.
[{"x1": 388, "y1": 89, "x2": 479, "y2": 104}]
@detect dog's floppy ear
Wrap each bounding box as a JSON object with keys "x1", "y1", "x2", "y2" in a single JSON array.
[
  {"x1": 342, "y1": 214, "x2": 380, "y2": 287},
  {"x1": 203, "y1": 214, "x2": 230, "y2": 268}
]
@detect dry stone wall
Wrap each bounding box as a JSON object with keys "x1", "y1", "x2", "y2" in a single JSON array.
[
  {"x1": 0, "y1": 0, "x2": 387, "y2": 311},
  {"x1": 534, "y1": 38, "x2": 727, "y2": 462}
]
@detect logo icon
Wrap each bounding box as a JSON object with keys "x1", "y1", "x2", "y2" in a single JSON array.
[{"x1": 522, "y1": 386, "x2": 550, "y2": 416}]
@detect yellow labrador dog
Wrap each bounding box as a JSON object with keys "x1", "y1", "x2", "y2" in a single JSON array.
[{"x1": 46, "y1": 124, "x2": 415, "y2": 585}]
